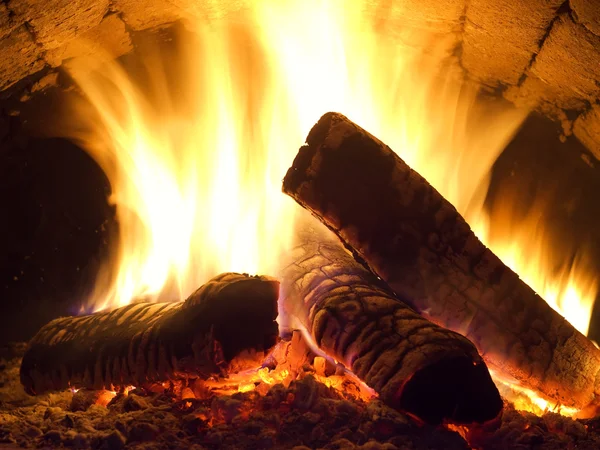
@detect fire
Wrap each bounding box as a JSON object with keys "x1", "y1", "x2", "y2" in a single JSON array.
[
  {"x1": 95, "y1": 390, "x2": 118, "y2": 408},
  {"x1": 201, "y1": 366, "x2": 291, "y2": 396},
  {"x1": 62, "y1": 0, "x2": 597, "y2": 416},
  {"x1": 471, "y1": 191, "x2": 597, "y2": 336},
  {"x1": 63, "y1": 0, "x2": 525, "y2": 312},
  {"x1": 490, "y1": 369, "x2": 580, "y2": 417},
  {"x1": 187, "y1": 339, "x2": 374, "y2": 403}
]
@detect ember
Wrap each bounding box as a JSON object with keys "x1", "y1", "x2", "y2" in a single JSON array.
[{"x1": 4, "y1": 342, "x2": 600, "y2": 449}]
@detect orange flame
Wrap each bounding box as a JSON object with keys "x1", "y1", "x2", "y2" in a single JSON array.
[
  {"x1": 65, "y1": 0, "x2": 529, "y2": 313},
  {"x1": 490, "y1": 369, "x2": 580, "y2": 417},
  {"x1": 63, "y1": 0, "x2": 597, "y2": 416},
  {"x1": 471, "y1": 192, "x2": 597, "y2": 336}
]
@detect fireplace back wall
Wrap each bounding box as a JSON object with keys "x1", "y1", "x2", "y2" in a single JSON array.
[{"x1": 2, "y1": 0, "x2": 600, "y2": 154}]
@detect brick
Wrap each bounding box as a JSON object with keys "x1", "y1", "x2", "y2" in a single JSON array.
[
  {"x1": 115, "y1": 0, "x2": 182, "y2": 31},
  {"x1": 0, "y1": 2, "x2": 20, "y2": 39},
  {"x1": 384, "y1": 0, "x2": 465, "y2": 30},
  {"x1": 0, "y1": 25, "x2": 45, "y2": 91},
  {"x1": 9, "y1": 0, "x2": 109, "y2": 50},
  {"x1": 45, "y1": 14, "x2": 132, "y2": 67},
  {"x1": 376, "y1": 0, "x2": 464, "y2": 54},
  {"x1": 462, "y1": 0, "x2": 563, "y2": 86},
  {"x1": 512, "y1": 15, "x2": 600, "y2": 110},
  {"x1": 574, "y1": 105, "x2": 600, "y2": 161},
  {"x1": 571, "y1": 0, "x2": 600, "y2": 37},
  {"x1": 168, "y1": 0, "x2": 249, "y2": 21}
]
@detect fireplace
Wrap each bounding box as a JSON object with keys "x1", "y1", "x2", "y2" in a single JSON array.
[{"x1": 2, "y1": 0, "x2": 600, "y2": 449}]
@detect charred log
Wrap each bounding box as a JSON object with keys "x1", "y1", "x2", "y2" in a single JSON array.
[
  {"x1": 20, "y1": 273, "x2": 279, "y2": 395},
  {"x1": 283, "y1": 112, "x2": 600, "y2": 411},
  {"x1": 280, "y1": 215, "x2": 502, "y2": 425}
]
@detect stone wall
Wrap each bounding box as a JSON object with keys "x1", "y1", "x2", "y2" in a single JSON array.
[{"x1": 1, "y1": 0, "x2": 600, "y2": 159}]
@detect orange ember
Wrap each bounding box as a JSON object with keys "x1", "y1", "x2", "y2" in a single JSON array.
[{"x1": 198, "y1": 339, "x2": 376, "y2": 404}]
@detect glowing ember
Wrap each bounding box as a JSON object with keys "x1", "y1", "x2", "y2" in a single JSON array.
[
  {"x1": 201, "y1": 367, "x2": 290, "y2": 396},
  {"x1": 201, "y1": 362, "x2": 374, "y2": 404},
  {"x1": 190, "y1": 335, "x2": 377, "y2": 401},
  {"x1": 62, "y1": 0, "x2": 597, "y2": 418},
  {"x1": 95, "y1": 390, "x2": 117, "y2": 407},
  {"x1": 258, "y1": 367, "x2": 290, "y2": 386},
  {"x1": 490, "y1": 370, "x2": 580, "y2": 418},
  {"x1": 90, "y1": 385, "x2": 136, "y2": 407},
  {"x1": 140, "y1": 339, "x2": 376, "y2": 404}
]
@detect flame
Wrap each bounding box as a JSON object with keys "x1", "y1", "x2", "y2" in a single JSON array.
[
  {"x1": 94, "y1": 390, "x2": 118, "y2": 407},
  {"x1": 471, "y1": 190, "x2": 597, "y2": 336},
  {"x1": 490, "y1": 369, "x2": 579, "y2": 417},
  {"x1": 64, "y1": 0, "x2": 528, "y2": 312},
  {"x1": 63, "y1": 0, "x2": 597, "y2": 416}
]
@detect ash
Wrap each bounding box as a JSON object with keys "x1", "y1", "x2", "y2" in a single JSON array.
[{"x1": 1, "y1": 344, "x2": 599, "y2": 450}]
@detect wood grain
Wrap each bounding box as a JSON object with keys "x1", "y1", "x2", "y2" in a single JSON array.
[
  {"x1": 20, "y1": 273, "x2": 279, "y2": 394},
  {"x1": 283, "y1": 112, "x2": 600, "y2": 410}
]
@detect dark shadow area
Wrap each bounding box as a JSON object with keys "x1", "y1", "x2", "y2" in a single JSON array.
[
  {"x1": 0, "y1": 136, "x2": 114, "y2": 344},
  {"x1": 398, "y1": 357, "x2": 502, "y2": 425}
]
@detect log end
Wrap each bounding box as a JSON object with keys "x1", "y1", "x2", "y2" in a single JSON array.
[
  {"x1": 20, "y1": 273, "x2": 281, "y2": 395},
  {"x1": 157, "y1": 273, "x2": 281, "y2": 372},
  {"x1": 282, "y1": 144, "x2": 315, "y2": 196},
  {"x1": 283, "y1": 111, "x2": 340, "y2": 196},
  {"x1": 397, "y1": 357, "x2": 503, "y2": 425},
  {"x1": 193, "y1": 274, "x2": 281, "y2": 362}
]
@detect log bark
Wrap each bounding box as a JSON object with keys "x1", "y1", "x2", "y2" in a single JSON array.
[
  {"x1": 283, "y1": 112, "x2": 600, "y2": 411},
  {"x1": 20, "y1": 273, "x2": 279, "y2": 395},
  {"x1": 279, "y1": 214, "x2": 502, "y2": 425}
]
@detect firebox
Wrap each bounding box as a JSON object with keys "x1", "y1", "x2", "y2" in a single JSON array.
[{"x1": 2, "y1": 0, "x2": 600, "y2": 449}]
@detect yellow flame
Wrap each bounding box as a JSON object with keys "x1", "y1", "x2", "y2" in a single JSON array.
[
  {"x1": 258, "y1": 367, "x2": 290, "y2": 385},
  {"x1": 471, "y1": 192, "x2": 597, "y2": 336},
  {"x1": 64, "y1": 0, "x2": 597, "y2": 412},
  {"x1": 65, "y1": 0, "x2": 525, "y2": 310},
  {"x1": 490, "y1": 369, "x2": 579, "y2": 417}
]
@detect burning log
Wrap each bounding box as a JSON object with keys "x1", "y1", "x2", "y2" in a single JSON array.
[
  {"x1": 20, "y1": 273, "x2": 279, "y2": 395},
  {"x1": 280, "y1": 215, "x2": 502, "y2": 425},
  {"x1": 282, "y1": 111, "x2": 600, "y2": 412}
]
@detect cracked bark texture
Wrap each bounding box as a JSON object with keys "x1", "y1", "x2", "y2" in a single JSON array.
[
  {"x1": 283, "y1": 112, "x2": 600, "y2": 411},
  {"x1": 279, "y1": 214, "x2": 502, "y2": 425},
  {"x1": 20, "y1": 273, "x2": 279, "y2": 395}
]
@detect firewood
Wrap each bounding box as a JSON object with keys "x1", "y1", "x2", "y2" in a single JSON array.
[
  {"x1": 20, "y1": 273, "x2": 279, "y2": 395},
  {"x1": 282, "y1": 112, "x2": 600, "y2": 411},
  {"x1": 279, "y1": 214, "x2": 502, "y2": 425}
]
